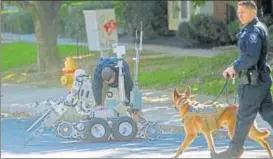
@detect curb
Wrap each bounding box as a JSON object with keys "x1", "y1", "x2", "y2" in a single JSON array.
[{"x1": 1, "y1": 103, "x2": 42, "y2": 118}]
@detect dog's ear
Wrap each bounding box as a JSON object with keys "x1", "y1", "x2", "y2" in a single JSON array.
[
  {"x1": 173, "y1": 88, "x2": 180, "y2": 101},
  {"x1": 184, "y1": 86, "x2": 191, "y2": 98}
]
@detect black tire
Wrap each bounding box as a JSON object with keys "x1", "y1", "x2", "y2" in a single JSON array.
[
  {"x1": 112, "y1": 116, "x2": 138, "y2": 141},
  {"x1": 85, "y1": 118, "x2": 111, "y2": 142}
]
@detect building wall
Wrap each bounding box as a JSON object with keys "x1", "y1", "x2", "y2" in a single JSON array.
[
  {"x1": 199, "y1": 1, "x2": 214, "y2": 15},
  {"x1": 167, "y1": 1, "x2": 181, "y2": 31},
  {"x1": 213, "y1": 1, "x2": 227, "y2": 21},
  {"x1": 168, "y1": 1, "x2": 224, "y2": 31}
]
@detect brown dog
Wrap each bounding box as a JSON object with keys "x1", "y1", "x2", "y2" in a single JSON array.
[{"x1": 172, "y1": 86, "x2": 272, "y2": 158}]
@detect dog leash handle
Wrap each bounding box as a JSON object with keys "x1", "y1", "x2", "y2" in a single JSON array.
[{"x1": 232, "y1": 77, "x2": 235, "y2": 85}]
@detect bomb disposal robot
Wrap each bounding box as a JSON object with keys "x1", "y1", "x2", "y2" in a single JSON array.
[{"x1": 25, "y1": 23, "x2": 162, "y2": 145}]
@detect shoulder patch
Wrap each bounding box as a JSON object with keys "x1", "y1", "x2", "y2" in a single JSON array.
[{"x1": 249, "y1": 33, "x2": 258, "y2": 43}]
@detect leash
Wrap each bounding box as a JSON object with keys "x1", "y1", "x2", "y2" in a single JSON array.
[
  {"x1": 174, "y1": 76, "x2": 237, "y2": 114},
  {"x1": 210, "y1": 77, "x2": 237, "y2": 105}
]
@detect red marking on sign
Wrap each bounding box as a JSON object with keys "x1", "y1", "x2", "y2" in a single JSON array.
[{"x1": 104, "y1": 19, "x2": 117, "y2": 36}]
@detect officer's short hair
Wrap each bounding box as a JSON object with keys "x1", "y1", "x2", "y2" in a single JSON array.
[
  {"x1": 238, "y1": 1, "x2": 257, "y2": 10},
  {"x1": 101, "y1": 67, "x2": 115, "y2": 82}
]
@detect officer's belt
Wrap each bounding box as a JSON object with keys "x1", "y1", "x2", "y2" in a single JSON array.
[{"x1": 239, "y1": 68, "x2": 259, "y2": 85}]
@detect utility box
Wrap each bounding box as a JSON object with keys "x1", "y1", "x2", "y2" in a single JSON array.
[{"x1": 83, "y1": 9, "x2": 118, "y2": 52}]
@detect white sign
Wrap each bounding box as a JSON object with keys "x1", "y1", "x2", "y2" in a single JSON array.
[{"x1": 83, "y1": 9, "x2": 118, "y2": 51}]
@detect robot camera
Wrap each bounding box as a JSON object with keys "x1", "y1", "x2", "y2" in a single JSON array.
[{"x1": 113, "y1": 45, "x2": 126, "y2": 56}]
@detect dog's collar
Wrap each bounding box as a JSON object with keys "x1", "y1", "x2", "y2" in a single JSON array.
[
  {"x1": 188, "y1": 105, "x2": 197, "y2": 113},
  {"x1": 176, "y1": 98, "x2": 217, "y2": 113},
  {"x1": 188, "y1": 104, "x2": 219, "y2": 114}
]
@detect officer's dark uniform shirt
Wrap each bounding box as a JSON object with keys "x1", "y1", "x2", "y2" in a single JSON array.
[
  {"x1": 233, "y1": 17, "x2": 271, "y2": 82},
  {"x1": 91, "y1": 57, "x2": 133, "y2": 106}
]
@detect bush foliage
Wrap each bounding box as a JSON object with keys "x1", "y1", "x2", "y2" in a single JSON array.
[
  {"x1": 58, "y1": 1, "x2": 115, "y2": 41},
  {"x1": 260, "y1": 14, "x2": 273, "y2": 27},
  {"x1": 177, "y1": 14, "x2": 231, "y2": 48},
  {"x1": 122, "y1": 1, "x2": 169, "y2": 39},
  {"x1": 2, "y1": 10, "x2": 34, "y2": 34},
  {"x1": 4, "y1": 1, "x2": 268, "y2": 48},
  {"x1": 269, "y1": 25, "x2": 273, "y2": 53},
  {"x1": 2, "y1": 1, "x2": 120, "y2": 41},
  {"x1": 227, "y1": 19, "x2": 241, "y2": 43},
  {"x1": 2, "y1": 1, "x2": 169, "y2": 41}
]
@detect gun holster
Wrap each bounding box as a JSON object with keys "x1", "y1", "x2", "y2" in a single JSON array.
[{"x1": 240, "y1": 69, "x2": 259, "y2": 85}]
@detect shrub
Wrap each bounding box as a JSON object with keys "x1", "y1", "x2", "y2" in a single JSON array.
[
  {"x1": 122, "y1": 1, "x2": 169, "y2": 39},
  {"x1": 2, "y1": 2, "x2": 125, "y2": 41},
  {"x1": 268, "y1": 25, "x2": 273, "y2": 52},
  {"x1": 259, "y1": 14, "x2": 273, "y2": 27},
  {"x1": 59, "y1": 1, "x2": 115, "y2": 41},
  {"x1": 267, "y1": 25, "x2": 273, "y2": 64},
  {"x1": 177, "y1": 14, "x2": 231, "y2": 48},
  {"x1": 114, "y1": 1, "x2": 125, "y2": 33},
  {"x1": 227, "y1": 19, "x2": 241, "y2": 43},
  {"x1": 176, "y1": 21, "x2": 198, "y2": 47},
  {"x1": 2, "y1": 11, "x2": 35, "y2": 34}
]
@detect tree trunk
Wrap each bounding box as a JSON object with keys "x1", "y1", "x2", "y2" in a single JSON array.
[{"x1": 33, "y1": 1, "x2": 62, "y2": 72}]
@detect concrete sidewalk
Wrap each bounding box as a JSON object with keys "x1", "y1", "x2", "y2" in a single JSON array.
[
  {"x1": 2, "y1": 32, "x2": 225, "y2": 58},
  {"x1": 1, "y1": 83, "x2": 179, "y2": 126}
]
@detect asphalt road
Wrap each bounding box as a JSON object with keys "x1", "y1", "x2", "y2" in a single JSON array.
[
  {"x1": 1, "y1": 118, "x2": 271, "y2": 158},
  {"x1": 1, "y1": 83, "x2": 272, "y2": 158}
]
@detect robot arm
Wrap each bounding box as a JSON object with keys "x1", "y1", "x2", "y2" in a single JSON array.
[{"x1": 112, "y1": 45, "x2": 127, "y2": 103}]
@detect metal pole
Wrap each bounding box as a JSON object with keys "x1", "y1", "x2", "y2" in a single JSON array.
[
  {"x1": 134, "y1": 29, "x2": 138, "y2": 88},
  {"x1": 116, "y1": 46, "x2": 126, "y2": 102},
  {"x1": 134, "y1": 21, "x2": 143, "y2": 89}
]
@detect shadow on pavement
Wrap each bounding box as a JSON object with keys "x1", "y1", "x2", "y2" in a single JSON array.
[{"x1": 1, "y1": 118, "x2": 267, "y2": 157}]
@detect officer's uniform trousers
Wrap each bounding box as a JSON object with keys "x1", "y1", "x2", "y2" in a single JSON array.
[{"x1": 231, "y1": 79, "x2": 273, "y2": 151}]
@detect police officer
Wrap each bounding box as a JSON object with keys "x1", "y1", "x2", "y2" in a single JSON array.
[
  {"x1": 213, "y1": 1, "x2": 273, "y2": 158},
  {"x1": 91, "y1": 57, "x2": 133, "y2": 110}
]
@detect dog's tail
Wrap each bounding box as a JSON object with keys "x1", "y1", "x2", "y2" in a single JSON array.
[{"x1": 250, "y1": 120, "x2": 270, "y2": 139}]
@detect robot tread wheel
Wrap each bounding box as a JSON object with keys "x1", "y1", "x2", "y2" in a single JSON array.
[
  {"x1": 84, "y1": 118, "x2": 111, "y2": 142},
  {"x1": 111, "y1": 116, "x2": 138, "y2": 141}
]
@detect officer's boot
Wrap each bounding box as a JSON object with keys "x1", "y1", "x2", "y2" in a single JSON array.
[{"x1": 211, "y1": 146, "x2": 244, "y2": 159}]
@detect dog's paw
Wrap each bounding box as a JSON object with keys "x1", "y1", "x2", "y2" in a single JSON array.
[
  {"x1": 210, "y1": 152, "x2": 217, "y2": 158},
  {"x1": 172, "y1": 154, "x2": 180, "y2": 158}
]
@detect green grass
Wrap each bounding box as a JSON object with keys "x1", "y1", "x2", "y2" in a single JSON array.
[
  {"x1": 5, "y1": 42, "x2": 272, "y2": 96},
  {"x1": 1, "y1": 42, "x2": 160, "y2": 72},
  {"x1": 135, "y1": 51, "x2": 239, "y2": 95},
  {"x1": 1, "y1": 42, "x2": 89, "y2": 72},
  {"x1": 134, "y1": 51, "x2": 273, "y2": 96}
]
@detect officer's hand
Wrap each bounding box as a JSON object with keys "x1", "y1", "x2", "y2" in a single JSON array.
[
  {"x1": 95, "y1": 105, "x2": 104, "y2": 110},
  {"x1": 222, "y1": 70, "x2": 230, "y2": 79},
  {"x1": 226, "y1": 66, "x2": 236, "y2": 78},
  {"x1": 223, "y1": 67, "x2": 236, "y2": 79}
]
